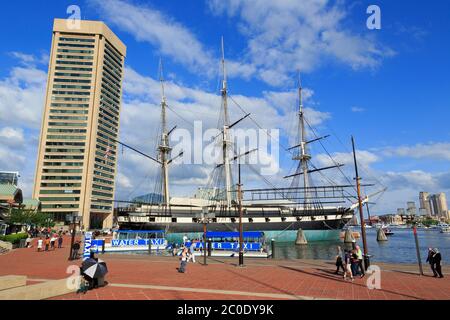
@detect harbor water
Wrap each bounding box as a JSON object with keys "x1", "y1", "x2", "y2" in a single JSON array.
[{"x1": 272, "y1": 228, "x2": 450, "y2": 264}]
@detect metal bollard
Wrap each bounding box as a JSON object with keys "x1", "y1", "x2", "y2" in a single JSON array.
[
  {"x1": 207, "y1": 239, "x2": 212, "y2": 257},
  {"x1": 271, "y1": 239, "x2": 276, "y2": 259}
]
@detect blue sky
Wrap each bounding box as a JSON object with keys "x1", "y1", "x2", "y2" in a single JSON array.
[{"x1": 1, "y1": 0, "x2": 449, "y2": 215}]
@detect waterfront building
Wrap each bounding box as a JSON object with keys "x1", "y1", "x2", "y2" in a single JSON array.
[
  {"x1": 0, "y1": 171, "x2": 19, "y2": 186},
  {"x1": 429, "y1": 193, "x2": 448, "y2": 219},
  {"x1": 406, "y1": 201, "x2": 416, "y2": 216},
  {"x1": 419, "y1": 192, "x2": 432, "y2": 216},
  {"x1": 33, "y1": 19, "x2": 126, "y2": 230}
]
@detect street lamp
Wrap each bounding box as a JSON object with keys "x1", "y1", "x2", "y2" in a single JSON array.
[
  {"x1": 67, "y1": 213, "x2": 81, "y2": 261},
  {"x1": 199, "y1": 207, "x2": 214, "y2": 266},
  {"x1": 237, "y1": 162, "x2": 244, "y2": 267}
]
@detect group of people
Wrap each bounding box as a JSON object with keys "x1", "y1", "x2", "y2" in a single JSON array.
[
  {"x1": 177, "y1": 238, "x2": 198, "y2": 273},
  {"x1": 335, "y1": 245, "x2": 365, "y2": 281},
  {"x1": 36, "y1": 232, "x2": 64, "y2": 252}
]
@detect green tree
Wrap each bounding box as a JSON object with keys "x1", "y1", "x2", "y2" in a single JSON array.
[{"x1": 5, "y1": 208, "x2": 55, "y2": 228}]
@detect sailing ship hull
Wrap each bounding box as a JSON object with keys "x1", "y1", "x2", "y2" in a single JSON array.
[{"x1": 117, "y1": 210, "x2": 353, "y2": 242}]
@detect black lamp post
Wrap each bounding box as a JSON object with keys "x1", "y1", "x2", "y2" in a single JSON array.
[{"x1": 68, "y1": 214, "x2": 80, "y2": 261}]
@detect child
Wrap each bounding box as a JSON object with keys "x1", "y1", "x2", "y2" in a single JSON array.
[
  {"x1": 37, "y1": 238, "x2": 43, "y2": 252},
  {"x1": 44, "y1": 237, "x2": 50, "y2": 251}
]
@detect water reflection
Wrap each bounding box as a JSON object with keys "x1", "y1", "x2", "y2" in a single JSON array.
[{"x1": 273, "y1": 229, "x2": 450, "y2": 264}]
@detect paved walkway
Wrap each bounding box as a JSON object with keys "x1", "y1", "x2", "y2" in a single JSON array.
[{"x1": 0, "y1": 237, "x2": 448, "y2": 300}]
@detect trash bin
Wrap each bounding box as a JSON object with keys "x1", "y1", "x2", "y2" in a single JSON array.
[{"x1": 19, "y1": 239, "x2": 27, "y2": 248}]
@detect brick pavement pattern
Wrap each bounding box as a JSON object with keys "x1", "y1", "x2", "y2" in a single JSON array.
[{"x1": 0, "y1": 237, "x2": 449, "y2": 300}]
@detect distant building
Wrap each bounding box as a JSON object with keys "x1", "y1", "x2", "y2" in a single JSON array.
[
  {"x1": 429, "y1": 193, "x2": 448, "y2": 218},
  {"x1": 406, "y1": 201, "x2": 416, "y2": 216},
  {"x1": 419, "y1": 192, "x2": 432, "y2": 216},
  {"x1": 381, "y1": 214, "x2": 404, "y2": 225},
  {"x1": 0, "y1": 171, "x2": 19, "y2": 186},
  {"x1": 397, "y1": 208, "x2": 405, "y2": 215}
]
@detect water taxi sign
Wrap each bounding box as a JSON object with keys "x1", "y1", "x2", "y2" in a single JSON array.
[
  {"x1": 111, "y1": 238, "x2": 165, "y2": 247},
  {"x1": 83, "y1": 231, "x2": 93, "y2": 260}
]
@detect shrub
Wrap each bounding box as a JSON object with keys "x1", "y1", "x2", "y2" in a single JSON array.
[{"x1": 0, "y1": 232, "x2": 28, "y2": 244}]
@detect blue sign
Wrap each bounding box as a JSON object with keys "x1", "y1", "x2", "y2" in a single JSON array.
[
  {"x1": 90, "y1": 239, "x2": 104, "y2": 253},
  {"x1": 186, "y1": 241, "x2": 261, "y2": 251},
  {"x1": 111, "y1": 238, "x2": 165, "y2": 247},
  {"x1": 83, "y1": 232, "x2": 93, "y2": 260}
]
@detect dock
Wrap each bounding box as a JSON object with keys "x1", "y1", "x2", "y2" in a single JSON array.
[{"x1": 0, "y1": 236, "x2": 449, "y2": 300}]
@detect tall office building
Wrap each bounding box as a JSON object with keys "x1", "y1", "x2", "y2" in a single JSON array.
[
  {"x1": 429, "y1": 193, "x2": 449, "y2": 218},
  {"x1": 33, "y1": 19, "x2": 126, "y2": 230},
  {"x1": 419, "y1": 192, "x2": 432, "y2": 216},
  {"x1": 406, "y1": 201, "x2": 416, "y2": 216},
  {"x1": 436, "y1": 193, "x2": 448, "y2": 218}
]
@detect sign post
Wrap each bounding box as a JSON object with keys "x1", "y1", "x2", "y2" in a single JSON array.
[
  {"x1": 83, "y1": 231, "x2": 93, "y2": 261},
  {"x1": 413, "y1": 225, "x2": 424, "y2": 276}
]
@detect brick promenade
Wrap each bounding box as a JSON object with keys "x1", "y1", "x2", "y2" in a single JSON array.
[{"x1": 0, "y1": 237, "x2": 449, "y2": 300}]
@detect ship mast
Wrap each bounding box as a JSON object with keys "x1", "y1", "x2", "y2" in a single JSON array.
[
  {"x1": 293, "y1": 74, "x2": 311, "y2": 204},
  {"x1": 158, "y1": 59, "x2": 171, "y2": 207},
  {"x1": 221, "y1": 37, "x2": 232, "y2": 208}
]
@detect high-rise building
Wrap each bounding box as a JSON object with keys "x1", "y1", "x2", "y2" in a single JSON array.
[
  {"x1": 436, "y1": 193, "x2": 448, "y2": 218},
  {"x1": 419, "y1": 192, "x2": 432, "y2": 216},
  {"x1": 33, "y1": 19, "x2": 126, "y2": 230},
  {"x1": 429, "y1": 193, "x2": 448, "y2": 218},
  {"x1": 406, "y1": 201, "x2": 416, "y2": 216}
]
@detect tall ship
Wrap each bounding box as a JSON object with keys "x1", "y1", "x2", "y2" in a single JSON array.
[{"x1": 115, "y1": 42, "x2": 381, "y2": 242}]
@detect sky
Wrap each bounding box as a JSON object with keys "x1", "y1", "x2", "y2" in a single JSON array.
[{"x1": 0, "y1": 0, "x2": 449, "y2": 216}]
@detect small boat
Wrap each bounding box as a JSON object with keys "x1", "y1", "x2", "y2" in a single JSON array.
[
  {"x1": 185, "y1": 231, "x2": 269, "y2": 258},
  {"x1": 439, "y1": 224, "x2": 450, "y2": 233},
  {"x1": 91, "y1": 230, "x2": 168, "y2": 253},
  {"x1": 382, "y1": 227, "x2": 394, "y2": 236}
]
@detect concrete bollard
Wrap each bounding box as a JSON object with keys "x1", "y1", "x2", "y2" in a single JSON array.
[
  {"x1": 295, "y1": 228, "x2": 308, "y2": 245},
  {"x1": 344, "y1": 229, "x2": 355, "y2": 243},
  {"x1": 377, "y1": 228, "x2": 388, "y2": 241}
]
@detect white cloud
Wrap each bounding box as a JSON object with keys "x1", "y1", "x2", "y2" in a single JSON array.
[
  {"x1": 0, "y1": 127, "x2": 25, "y2": 146},
  {"x1": 381, "y1": 142, "x2": 450, "y2": 161},
  {"x1": 208, "y1": 0, "x2": 395, "y2": 85},
  {"x1": 90, "y1": 0, "x2": 215, "y2": 75},
  {"x1": 351, "y1": 106, "x2": 365, "y2": 113},
  {"x1": 0, "y1": 65, "x2": 46, "y2": 128}
]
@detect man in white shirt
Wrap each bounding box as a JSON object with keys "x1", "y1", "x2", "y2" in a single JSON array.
[
  {"x1": 50, "y1": 235, "x2": 57, "y2": 250},
  {"x1": 37, "y1": 238, "x2": 43, "y2": 252},
  {"x1": 188, "y1": 240, "x2": 196, "y2": 263}
]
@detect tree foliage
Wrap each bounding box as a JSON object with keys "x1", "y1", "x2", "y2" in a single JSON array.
[{"x1": 5, "y1": 208, "x2": 55, "y2": 228}]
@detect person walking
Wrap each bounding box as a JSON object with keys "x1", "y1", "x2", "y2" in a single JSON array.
[
  {"x1": 58, "y1": 234, "x2": 63, "y2": 248},
  {"x1": 72, "y1": 241, "x2": 81, "y2": 260},
  {"x1": 350, "y1": 249, "x2": 360, "y2": 277},
  {"x1": 50, "y1": 235, "x2": 56, "y2": 250},
  {"x1": 188, "y1": 240, "x2": 196, "y2": 263},
  {"x1": 37, "y1": 237, "x2": 43, "y2": 252},
  {"x1": 178, "y1": 248, "x2": 188, "y2": 273},
  {"x1": 44, "y1": 236, "x2": 50, "y2": 251},
  {"x1": 355, "y1": 245, "x2": 365, "y2": 278},
  {"x1": 335, "y1": 246, "x2": 345, "y2": 275},
  {"x1": 343, "y1": 250, "x2": 354, "y2": 281},
  {"x1": 426, "y1": 248, "x2": 437, "y2": 277},
  {"x1": 429, "y1": 248, "x2": 444, "y2": 278}
]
